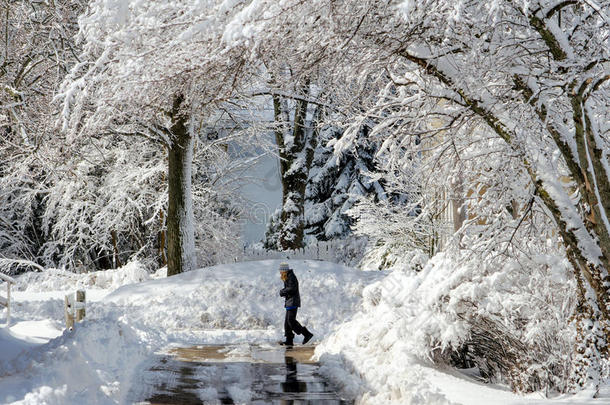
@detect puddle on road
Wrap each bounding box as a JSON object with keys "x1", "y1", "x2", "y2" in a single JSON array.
[{"x1": 134, "y1": 344, "x2": 352, "y2": 405}]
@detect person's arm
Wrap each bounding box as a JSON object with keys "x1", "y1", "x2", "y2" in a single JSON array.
[{"x1": 280, "y1": 275, "x2": 297, "y2": 297}]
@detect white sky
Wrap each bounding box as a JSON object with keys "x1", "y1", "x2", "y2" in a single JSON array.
[{"x1": 238, "y1": 152, "x2": 282, "y2": 244}]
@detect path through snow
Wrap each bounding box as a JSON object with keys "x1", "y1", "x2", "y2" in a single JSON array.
[{"x1": 128, "y1": 343, "x2": 352, "y2": 404}]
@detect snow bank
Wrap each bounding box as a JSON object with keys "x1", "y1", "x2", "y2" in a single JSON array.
[
  {"x1": 315, "y1": 266, "x2": 456, "y2": 405},
  {"x1": 102, "y1": 259, "x2": 382, "y2": 342},
  {"x1": 0, "y1": 327, "x2": 39, "y2": 364},
  {"x1": 2, "y1": 257, "x2": 604, "y2": 404},
  {"x1": 0, "y1": 318, "x2": 147, "y2": 405},
  {"x1": 0, "y1": 320, "x2": 62, "y2": 367}
]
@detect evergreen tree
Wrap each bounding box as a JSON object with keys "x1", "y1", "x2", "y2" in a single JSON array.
[
  {"x1": 264, "y1": 115, "x2": 387, "y2": 248},
  {"x1": 304, "y1": 124, "x2": 385, "y2": 242}
]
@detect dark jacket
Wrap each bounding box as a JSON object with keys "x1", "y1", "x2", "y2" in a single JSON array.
[{"x1": 280, "y1": 270, "x2": 301, "y2": 308}]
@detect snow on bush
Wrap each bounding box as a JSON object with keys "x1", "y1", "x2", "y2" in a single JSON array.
[
  {"x1": 316, "y1": 249, "x2": 577, "y2": 402},
  {"x1": 359, "y1": 244, "x2": 429, "y2": 272}
]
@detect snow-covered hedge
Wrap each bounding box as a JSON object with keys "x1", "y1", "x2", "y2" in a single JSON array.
[{"x1": 316, "y1": 250, "x2": 576, "y2": 402}]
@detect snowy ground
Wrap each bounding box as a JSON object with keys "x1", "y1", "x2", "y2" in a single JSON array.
[
  {"x1": 0, "y1": 260, "x2": 378, "y2": 404},
  {"x1": 0, "y1": 259, "x2": 607, "y2": 404}
]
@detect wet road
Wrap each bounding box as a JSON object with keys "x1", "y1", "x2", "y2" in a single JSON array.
[{"x1": 130, "y1": 344, "x2": 352, "y2": 404}]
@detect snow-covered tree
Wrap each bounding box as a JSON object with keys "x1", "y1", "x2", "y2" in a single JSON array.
[
  {"x1": 348, "y1": 134, "x2": 441, "y2": 269},
  {"x1": 268, "y1": 76, "x2": 317, "y2": 250},
  {"x1": 38, "y1": 130, "x2": 244, "y2": 271},
  {"x1": 1, "y1": 0, "x2": 84, "y2": 145},
  {"x1": 226, "y1": 0, "x2": 610, "y2": 392},
  {"x1": 340, "y1": 0, "x2": 610, "y2": 391},
  {"x1": 261, "y1": 91, "x2": 387, "y2": 249},
  {"x1": 0, "y1": 0, "x2": 86, "y2": 270},
  {"x1": 58, "y1": 0, "x2": 257, "y2": 276},
  {"x1": 353, "y1": 1, "x2": 610, "y2": 390},
  {"x1": 259, "y1": 65, "x2": 388, "y2": 249}
]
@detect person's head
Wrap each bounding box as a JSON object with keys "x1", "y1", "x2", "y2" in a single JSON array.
[{"x1": 279, "y1": 262, "x2": 290, "y2": 281}]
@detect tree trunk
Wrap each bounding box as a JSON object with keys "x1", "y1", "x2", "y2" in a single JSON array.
[
  {"x1": 166, "y1": 95, "x2": 196, "y2": 276},
  {"x1": 111, "y1": 229, "x2": 122, "y2": 268},
  {"x1": 158, "y1": 209, "x2": 167, "y2": 267},
  {"x1": 272, "y1": 79, "x2": 315, "y2": 250}
]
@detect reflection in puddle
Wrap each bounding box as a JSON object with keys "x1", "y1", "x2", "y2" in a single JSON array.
[
  {"x1": 282, "y1": 356, "x2": 307, "y2": 394},
  {"x1": 134, "y1": 344, "x2": 352, "y2": 404}
]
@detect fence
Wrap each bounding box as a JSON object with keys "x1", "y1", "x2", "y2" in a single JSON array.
[
  {"x1": 64, "y1": 290, "x2": 86, "y2": 330},
  {"x1": 238, "y1": 237, "x2": 367, "y2": 267},
  {"x1": 0, "y1": 273, "x2": 16, "y2": 327}
]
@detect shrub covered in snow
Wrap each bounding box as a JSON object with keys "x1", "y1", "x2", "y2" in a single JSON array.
[{"x1": 317, "y1": 248, "x2": 577, "y2": 399}]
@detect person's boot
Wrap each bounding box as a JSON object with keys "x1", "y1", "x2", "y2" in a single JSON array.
[
  {"x1": 302, "y1": 329, "x2": 313, "y2": 345},
  {"x1": 279, "y1": 338, "x2": 294, "y2": 346}
]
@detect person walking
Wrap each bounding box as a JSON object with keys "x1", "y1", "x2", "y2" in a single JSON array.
[{"x1": 278, "y1": 262, "x2": 313, "y2": 346}]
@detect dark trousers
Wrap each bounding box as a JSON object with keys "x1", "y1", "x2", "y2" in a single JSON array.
[{"x1": 284, "y1": 308, "x2": 305, "y2": 339}]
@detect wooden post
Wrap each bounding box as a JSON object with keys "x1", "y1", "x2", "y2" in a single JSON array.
[
  {"x1": 0, "y1": 273, "x2": 15, "y2": 328},
  {"x1": 64, "y1": 295, "x2": 74, "y2": 330},
  {"x1": 75, "y1": 290, "x2": 86, "y2": 322}
]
